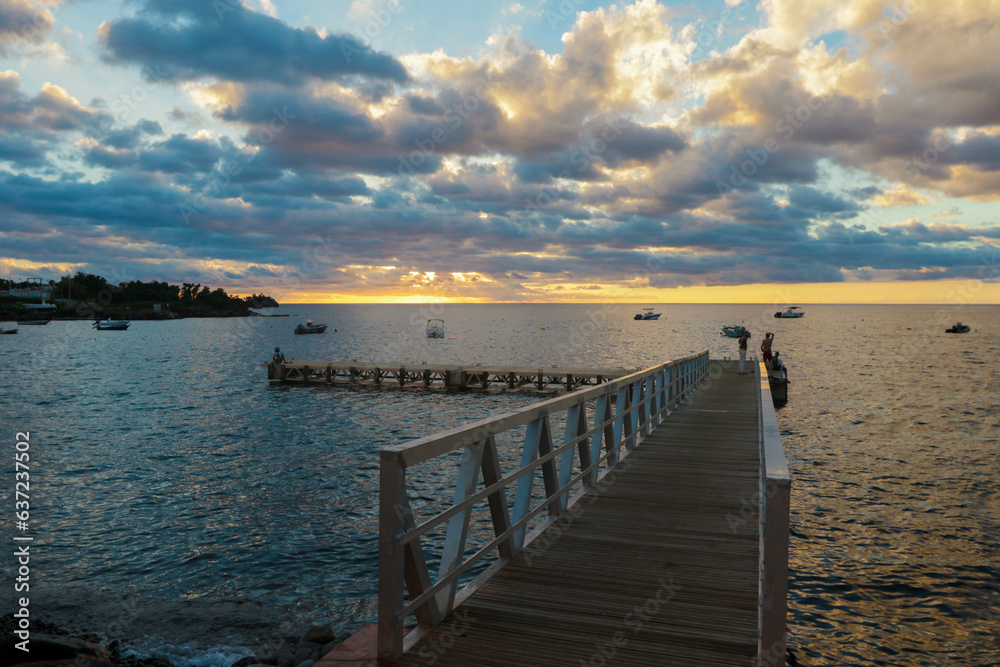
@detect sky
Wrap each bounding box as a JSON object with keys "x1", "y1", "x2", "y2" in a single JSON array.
[{"x1": 1, "y1": 0, "x2": 1000, "y2": 304}]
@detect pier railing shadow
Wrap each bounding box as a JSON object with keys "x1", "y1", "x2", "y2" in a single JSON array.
[{"x1": 377, "y1": 350, "x2": 711, "y2": 659}]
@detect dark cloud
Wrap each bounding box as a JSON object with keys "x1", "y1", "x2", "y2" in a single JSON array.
[
  {"x1": 597, "y1": 120, "x2": 686, "y2": 166},
  {"x1": 99, "y1": 0, "x2": 408, "y2": 85},
  {"x1": 787, "y1": 186, "x2": 858, "y2": 215},
  {"x1": 946, "y1": 132, "x2": 1000, "y2": 171},
  {"x1": 102, "y1": 119, "x2": 163, "y2": 150},
  {"x1": 137, "y1": 134, "x2": 225, "y2": 174},
  {"x1": 0, "y1": 0, "x2": 51, "y2": 53}
]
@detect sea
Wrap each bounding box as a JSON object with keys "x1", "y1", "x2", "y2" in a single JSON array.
[{"x1": 1, "y1": 303, "x2": 998, "y2": 666}]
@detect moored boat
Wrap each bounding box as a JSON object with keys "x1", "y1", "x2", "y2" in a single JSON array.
[
  {"x1": 426, "y1": 319, "x2": 445, "y2": 338},
  {"x1": 774, "y1": 307, "x2": 804, "y2": 318},
  {"x1": 945, "y1": 323, "x2": 970, "y2": 333},
  {"x1": 19, "y1": 320, "x2": 50, "y2": 325},
  {"x1": 93, "y1": 319, "x2": 130, "y2": 330},
  {"x1": 721, "y1": 325, "x2": 748, "y2": 338},
  {"x1": 0, "y1": 327, "x2": 17, "y2": 334},
  {"x1": 294, "y1": 319, "x2": 328, "y2": 334},
  {"x1": 767, "y1": 352, "x2": 789, "y2": 403},
  {"x1": 634, "y1": 308, "x2": 661, "y2": 320}
]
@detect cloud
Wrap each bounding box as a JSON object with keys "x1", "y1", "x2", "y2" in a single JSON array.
[
  {"x1": 868, "y1": 184, "x2": 929, "y2": 208},
  {"x1": 3, "y1": 0, "x2": 1000, "y2": 300},
  {"x1": 0, "y1": 0, "x2": 53, "y2": 53},
  {"x1": 0, "y1": 72, "x2": 113, "y2": 167},
  {"x1": 99, "y1": 0, "x2": 408, "y2": 85}
]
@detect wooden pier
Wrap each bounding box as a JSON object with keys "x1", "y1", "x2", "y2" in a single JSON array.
[
  {"x1": 266, "y1": 360, "x2": 631, "y2": 392},
  {"x1": 317, "y1": 353, "x2": 791, "y2": 667}
]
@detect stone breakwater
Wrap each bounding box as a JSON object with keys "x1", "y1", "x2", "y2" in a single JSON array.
[{"x1": 1, "y1": 614, "x2": 350, "y2": 667}]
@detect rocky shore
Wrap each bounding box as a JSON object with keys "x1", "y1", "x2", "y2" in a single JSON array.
[{"x1": 1, "y1": 614, "x2": 349, "y2": 667}]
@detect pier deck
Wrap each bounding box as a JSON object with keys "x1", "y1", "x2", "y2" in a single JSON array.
[
  {"x1": 404, "y1": 360, "x2": 761, "y2": 665},
  {"x1": 317, "y1": 355, "x2": 790, "y2": 667}
]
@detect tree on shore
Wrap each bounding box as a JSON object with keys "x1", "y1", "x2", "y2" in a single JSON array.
[{"x1": 47, "y1": 273, "x2": 276, "y2": 311}]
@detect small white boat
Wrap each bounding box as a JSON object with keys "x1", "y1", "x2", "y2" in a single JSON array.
[
  {"x1": 426, "y1": 319, "x2": 444, "y2": 338},
  {"x1": 774, "y1": 307, "x2": 804, "y2": 318},
  {"x1": 93, "y1": 319, "x2": 130, "y2": 330},
  {"x1": 0, "y1": 327, "x2": 17, "y2": 334},
  {"x1": 634, "y1": 308, "x2": 661, "y2": 320},
  {"x1": 294, "y1": 318, "x2": 328, "y2": 334}
]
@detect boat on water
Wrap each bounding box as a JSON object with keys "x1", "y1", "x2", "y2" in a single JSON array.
[
  {"x1": 294, "y1": 319, "x2": 328, "y2": 334},
  {"x1": 634, "y1": 308, "x2": 661, "y2": 320},
  {"x1": 774, "y1": 307, "x2": 804, "y2": 318},
  {"x1": 721, "y1": 325, "x2": 748, "y2": 338},
  {"x1": 19, "y1": 320, "x2": 50, "y2": 325},
  {"x1": 945, "y1": 323, "x2": 971, "y2": 333},
  {"x1": 0, "y1": 327, "x2": 17, "y2": 334},
  {"x1": 426, "y1": 319, "x2": 445, "y2": 338},
  {"x1": 93, "y1": 319, "x2": 130, "y2": 330},
  {"x1": 767, "y1": 352, "x2": 789, "y2": 403}
]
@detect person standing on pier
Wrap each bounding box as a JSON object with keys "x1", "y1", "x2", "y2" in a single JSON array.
[
  {"x1": 738, "y1": 330, "x2": 750, "y2": 374},
  {"x1": 761, "y1": 333, "x2": 774, "y2": 370}
]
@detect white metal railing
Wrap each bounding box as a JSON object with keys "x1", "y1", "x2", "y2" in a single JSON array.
[
  {"x1": 756, "y1": 360, "x2": 791, "y2": 666},
  {"x1": 377, "y1": 351, "x2": 711, "y2": 659}
]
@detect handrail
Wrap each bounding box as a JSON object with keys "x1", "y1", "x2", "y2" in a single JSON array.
[
  {"x1": 377, "y1": 350, "x2": 711, "y2": 660},
  {"x1": 757, "y1": 360, "x2": 791, "y2": 666}
]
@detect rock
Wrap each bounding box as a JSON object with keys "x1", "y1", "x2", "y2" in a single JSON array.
[
  {"x1": 294, "y1": 642, "x2": 320, "y2": 653},
  {"x1": 295, "y1": 661, "x2": 314, "y2": 667},
  {"x1": 292, "y1": 647, "x2": 313, "y2": 662},
  {"x1": 6, "y1": 661, "x2": 112, "y2": 667},
  {"x1": 2, "y1": 634, "x2": 111, "y2": 664},
  {"x1": 230, "y1": 657, "x2": 259, "y2": 667},
  {"x1": 276, "y1": 652, "x2": 296, "y2": 667},
  {"x1": 319, "y1": 640, "x2": 339, "y2": 657},
  {"x1": 300, "y1": 624, "x2": 336, "y2": 646},
  {"x1": 137, "y1": 658, "x2": 172, "y2": 667}
]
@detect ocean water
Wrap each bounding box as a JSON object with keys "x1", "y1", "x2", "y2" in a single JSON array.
[{"x1": 1, "y1": 303, "x2": 998, "y2": 666}]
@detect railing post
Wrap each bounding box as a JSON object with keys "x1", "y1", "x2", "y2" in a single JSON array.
[
  {"x1": 378, "y1": 451, "x2": 406, "y2": 661},
  {"x1": 558, "y1": 403, "x2": 587, "y2": 513},
  {"x1": 590, "y1": 393, "x2": 613, "y2": 485},
  {"x1": 481, "y1": 435, "x2": 516, "y2": 559},
  {"x1": 437, "y1": 441, "x2": 486, "y2": 614}
]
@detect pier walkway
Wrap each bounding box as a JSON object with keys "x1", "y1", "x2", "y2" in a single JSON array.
[
  {"x1": 321, "y1": 353, "x2": 790, "y2": 667},
  {"x1": 266, "y1": 360, "x2": 631, "y2": 392}
]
